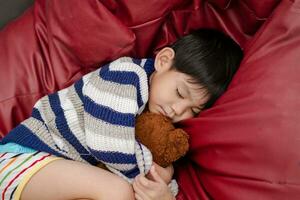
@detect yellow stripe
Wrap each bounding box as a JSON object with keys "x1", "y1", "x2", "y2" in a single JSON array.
[
  {"x1": 0, "y1": 156, "x2": 17, "y2": 174},
  {"x1": 13, "y1": 157, "x2": 62, "y2": 200}
]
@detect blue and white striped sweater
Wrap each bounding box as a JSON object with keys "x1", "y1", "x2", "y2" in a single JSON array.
[{"x1": 1, "y1": 57, "x2": 155, "y2": 181}]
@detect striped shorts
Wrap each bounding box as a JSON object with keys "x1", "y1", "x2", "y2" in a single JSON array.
[{"x1": 0, "y1": 152, "x2": 61, "y2": 200}]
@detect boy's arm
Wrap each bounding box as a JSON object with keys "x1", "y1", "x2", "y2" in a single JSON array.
[{"x1": 82, "y1": 57, "x2": 151, "y2": 180}]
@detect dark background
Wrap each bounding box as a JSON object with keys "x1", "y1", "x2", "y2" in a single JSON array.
[{"x1": 0, "y1": 0, "x2": 34, "y2": 29}]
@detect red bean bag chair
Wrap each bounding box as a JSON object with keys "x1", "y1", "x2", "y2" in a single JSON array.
[
  {"x1": 176, "y1": 0, "x2": 300, "y2": 199},
  {"x1": 0, "y1": 0, "x2": 299, "y2": 199}
]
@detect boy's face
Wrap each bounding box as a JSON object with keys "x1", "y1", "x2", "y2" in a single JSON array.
[{"x1": 148, "y1": 48, "x2": 209, "y2": 123}]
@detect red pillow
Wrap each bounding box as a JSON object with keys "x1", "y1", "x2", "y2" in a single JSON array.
[
  {"x1": 176, "y1": 0, "x2": 300, "y2": 199},
  {"x1": 0, "y1": 0, "x2": 278, "y2": 138},
  {"x1": 0, "y1": 0, "x2": 135, "y2": 136}
]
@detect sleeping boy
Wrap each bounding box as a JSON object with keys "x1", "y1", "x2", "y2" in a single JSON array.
[{"x1": 0, "y1": 28, "x2": 242, "y2": 200}]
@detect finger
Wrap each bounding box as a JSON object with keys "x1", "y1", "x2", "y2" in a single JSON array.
[
  {"x1": 165, "y1": 164, "x2": 174, "y2": 173},
  {"x1": 133, "y1": 177, "x2": 144, "y2": 192},
  {"x1": 134, "y1": 176, "x2": 153, "y2": 193},
  {"x1": 133, "y1": 180, "x2": 150, "y2": 200},
  {"x1": 150, "y1": 163, "x2": 174, "y2": 184},
  {"x1": 149, "y1": 165, "x2": 165, "y2": 184},
  {"x1": 137, "y1": 174, "x2": 156, "y2": 189},
  {"x1": 134, "y1": 180, "x2": 157, "y2": 200},
  {"x1": 135, "y1": 192, "x2": 151, "y2": 200},
  {"x1": 152, "y1": 161, "x2": 159, "y2": 167},
  {"x1": 134, "y1": 192, "x2": 143, "y2": 200}
]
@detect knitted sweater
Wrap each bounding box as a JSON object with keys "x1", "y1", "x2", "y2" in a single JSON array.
[{"x1": 1, "y1": 57, "x2": 155, "y2": 182}]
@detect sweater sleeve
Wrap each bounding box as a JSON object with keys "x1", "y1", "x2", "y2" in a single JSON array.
[{"x1": 82, "y1": 57, "x2": 152, "y2": 180}]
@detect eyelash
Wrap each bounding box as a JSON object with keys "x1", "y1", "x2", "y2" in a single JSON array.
[
  {"x1": 191, "y1": 109, "x2": 198, "y2": 116},
  {"x1": 176, "y1": 88, "x2": 200, "y2": 115},
  {"x1": 176, "y1": 89, "x2": 184, "y2": 98}
]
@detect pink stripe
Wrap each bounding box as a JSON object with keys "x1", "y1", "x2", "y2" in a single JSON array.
[
  {"x1": 0, "y1": 153, "x2": 7, "y2": 159},
  {"x1": 2, "y1": 153, "x2": 51, "y2": 200}
]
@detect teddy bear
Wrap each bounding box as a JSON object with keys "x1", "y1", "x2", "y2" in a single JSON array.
[
  {"x1": 135, "y1": 111, "x2": 189, "y2": 167},
  {"x1": 97, "y1": 111, "x2": 189, "y2": 170}
]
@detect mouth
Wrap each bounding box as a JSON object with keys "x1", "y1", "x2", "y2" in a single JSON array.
[
  {"x1": 158, "y1": 105, "x2": 168, "y2": 117},
  {"x1": 158, "y1": 105, "x2": 173, "y2": 120}
]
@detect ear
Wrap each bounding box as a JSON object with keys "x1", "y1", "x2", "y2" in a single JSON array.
[{"x1": 154, "y1": 47, "x2": 175, "y2": 72}]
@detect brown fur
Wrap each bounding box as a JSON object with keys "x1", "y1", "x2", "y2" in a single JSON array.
[
  {"x1": 135, "y1": 112, "x2": 189, "y2": 167},
  {"x1": 97, "y1": 111, "x2": 189, "y2": 170}
]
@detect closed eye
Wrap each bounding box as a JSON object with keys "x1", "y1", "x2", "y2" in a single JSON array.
[
  {"x1": 176, "y1": 88, "x2": 184, "y2": 98},
  {"x1": 191, "y1": 109, "x2": 198, "y2": 116},
  {"x1": 191, "y1": 107, "x2": 201, "y2": 116}
]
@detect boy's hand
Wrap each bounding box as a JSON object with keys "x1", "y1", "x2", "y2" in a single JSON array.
[
  {"x1": 146, "y1": 162, "x2": 174, "y2": 184},
  {"x1": 133, "y1": 166, "x2": 175, "y2": 200}
]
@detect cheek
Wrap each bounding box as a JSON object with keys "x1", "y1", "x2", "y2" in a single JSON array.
[
  {"x1": 148, "y1": 73, "x2": 174, "y2": 107},
  {"x1": 148, "y1": 83, "x2": 161, "y2": 113},
  {"x1": 148, "y1": 84, "x2": 158, "y2": 104},
  {"x1": 150, "y1": 85, "x2": 171, "y2": 106},
  {"x1": 149, "y1": 76, "x2": 165, "y2": 103}
]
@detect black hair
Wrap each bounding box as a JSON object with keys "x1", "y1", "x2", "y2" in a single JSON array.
[{"x1": 171, "y1": 28, "x2": 243, "y2": 109}]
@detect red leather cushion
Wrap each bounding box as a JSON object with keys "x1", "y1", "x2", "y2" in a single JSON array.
[
  {"x1": 176, "y1": 0, "x2": 300, "y2": 199},
  {"x1": 1, "y1": 0, "x2": 295, "y2": 199},
  {"x1": 0, "y1": 0, "x2": 280, "y2": 137},
  {"x1": 0, "y1": 0, "x2": 135, "y2": 135}
]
